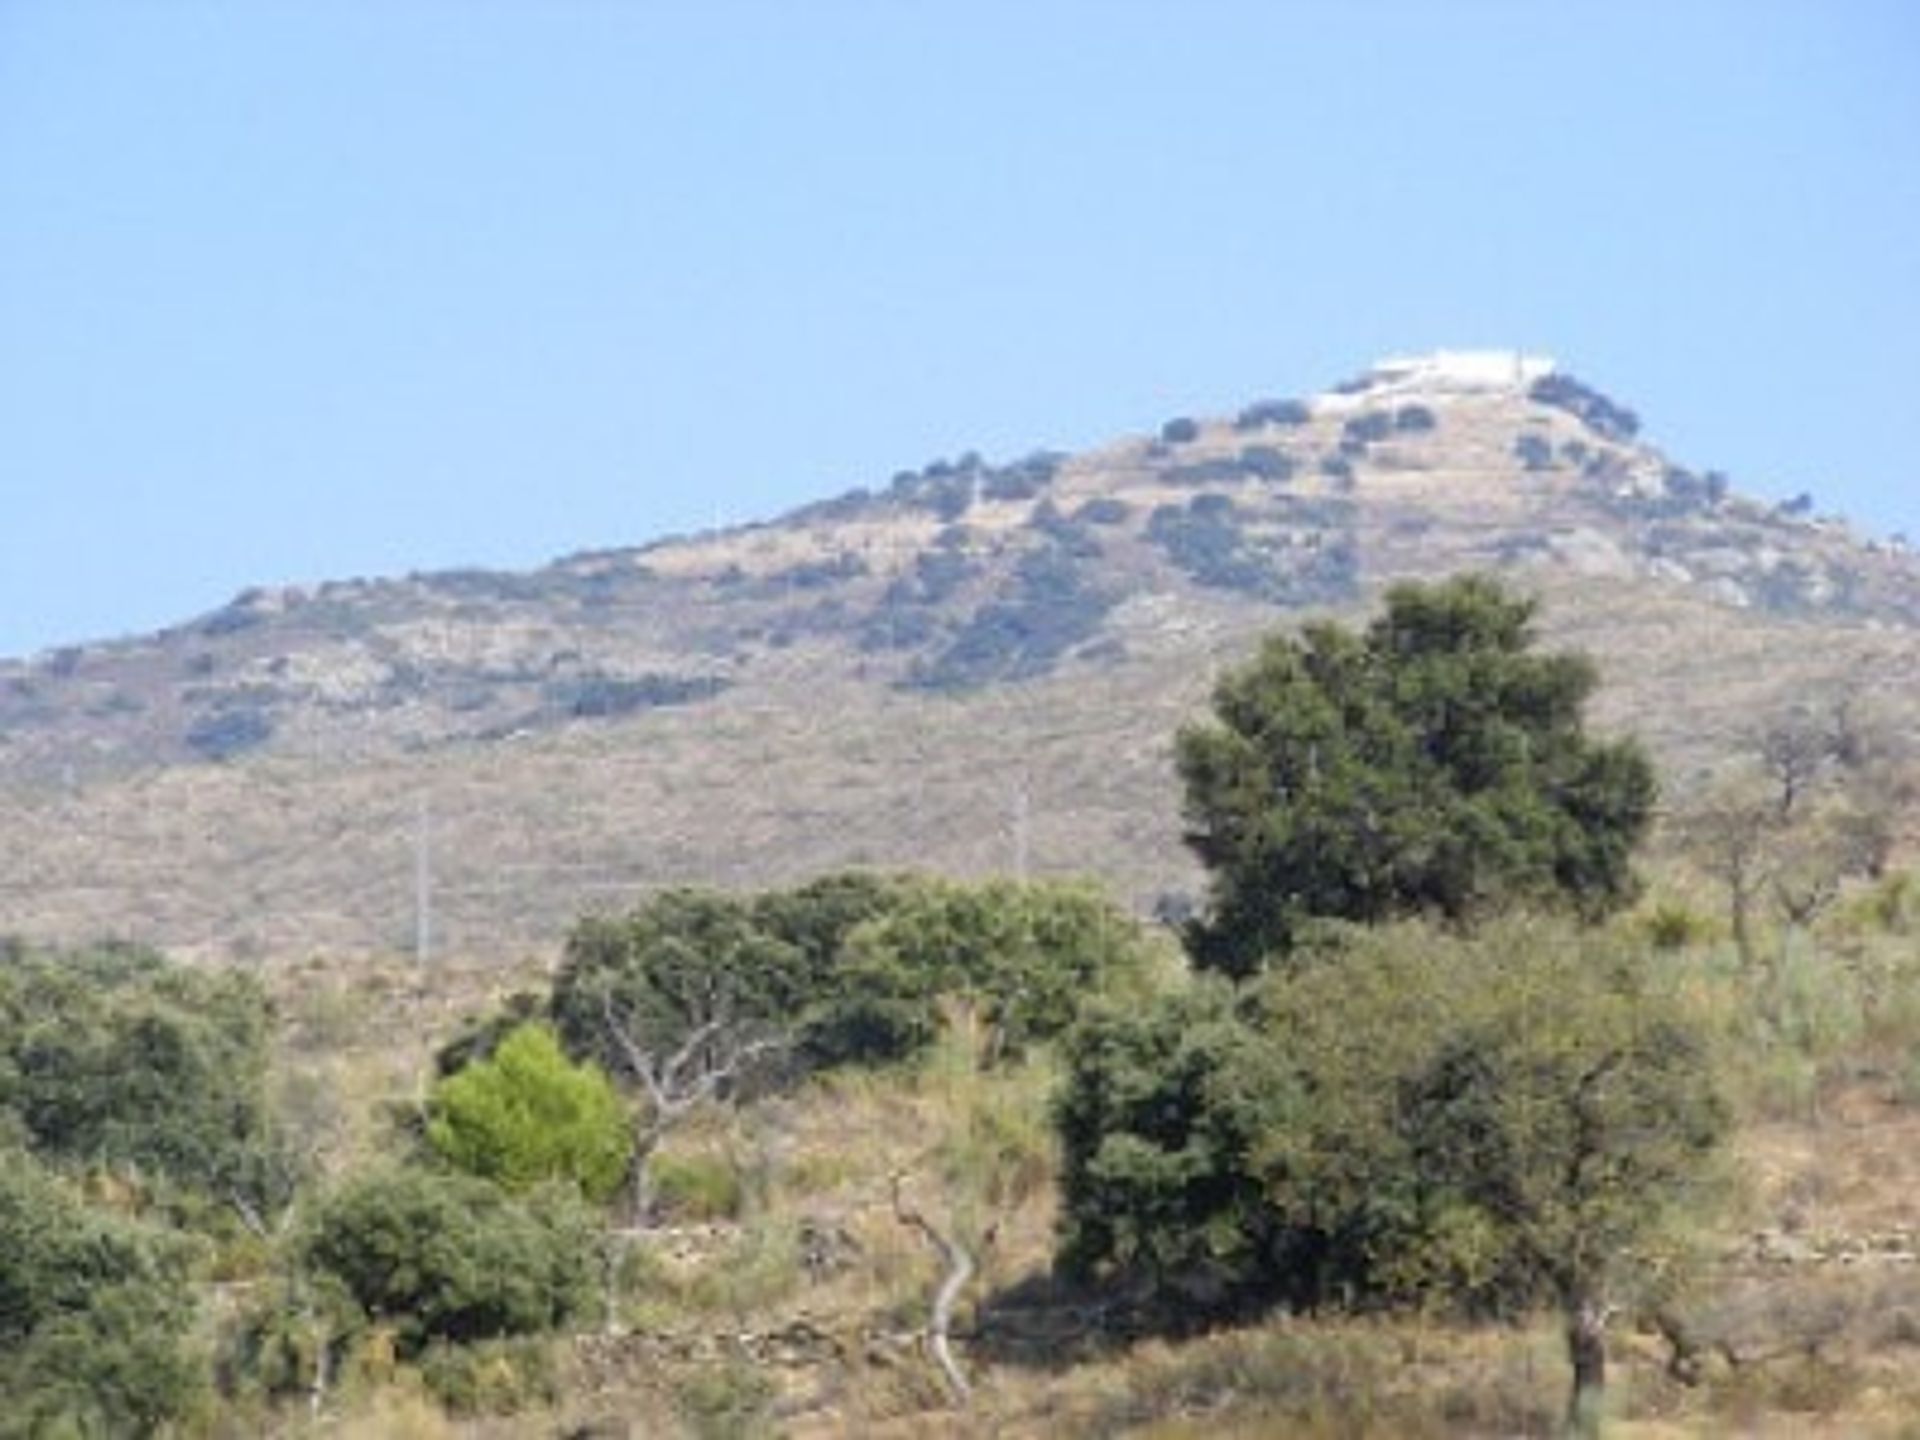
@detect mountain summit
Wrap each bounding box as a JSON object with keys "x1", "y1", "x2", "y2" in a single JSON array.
[{"x1": 3, "y1": 355, "x2": 1915, "y2": 959}]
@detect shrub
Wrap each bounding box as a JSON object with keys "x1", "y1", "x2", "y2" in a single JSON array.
[
  {"x1": 427, "y1": 1024, "x2": 631, "y2": 1204},
  {"x1": 185, "y1": 705, "x2": 274, "y2": 760},
  {"x1": 1341, "y1": 411, "x2": 1393, "y2": 446},
  {"x1": 1394, "y1": 403, "x2": 1437, "y2": 432},
  {"x1": 416, "y1": 1336, "x2": 559, "y2": 1417},
  {"x1": 303, "y1": 1169, "x2": 597, "y2": 1355},
  {"x1": 1514, "y1": 432, "x2": 1555, "y2": 471},
  {"x1": 649, "y1": 1152, "x2": 745, "y2": 1222},
  {"x1": 1529, "y1": 372, "x2": 1640, "y2": 440},
  {"x1": 545, "y1": 672, "x2": 729, "y2": 719},
  {"x1": 1160, "y1": 416, "x2": 1200, "y2": 444},
  {"x1": 1072, "y1": 497, "x2": 1132, "y2": 526},
  {"x1": 0, "y1": 1151, "x2": 207, "y2": 1439},
  {"x1": 1234, "y1": 398, "x2": 1312, "y2": 430},
  {"x1": 0, "y1": 942, "x2": 290, "y2": 1216},
  {"x1": 1237, "y1": 444, "x2": 1296, "y2": 482},
  {"x1": 904, "y1": 545, "x2": 1114, "y2": 691},
  {"x1": 808, "y1": 879, "x2": 1154, "y2": 1067}
]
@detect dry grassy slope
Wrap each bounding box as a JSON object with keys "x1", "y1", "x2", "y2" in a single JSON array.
[{"x1": 2, "y1": 361, "x2": 1917, "y2": 962}]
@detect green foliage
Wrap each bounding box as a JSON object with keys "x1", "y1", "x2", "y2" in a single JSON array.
[
  {"x1": 904, "y1": 544, "x2": 1115, "y2": 691},
  {"x1": 1178, "y1": 575, "x2": 1656, "y2": 976},
  {"x1": 0, "y1": 941, "x2": 291, "y2": 1215},
  {"x1": 551, "y1": 888, "x2": 817, "y2": 1084},
  {"x1": 0, "y1": 1149, "x2": 208, "y2": 1438},
  {"x1": 816, "y1": 878, "x2": 1155, "y2": 1067},
  {"x1": 648, "y1": 1151, "x2": 745, "y2": 1222},
  {"x1": 1055, "y1": 979, "x2": 1290, "y2": 1300},
  {"x1": 427, "y1": 1023, "x2": 631, "y2": 1204},
  {"x1": 416, "y1": 1336, "x2": 560, "y2": 1417},
  {"x1": 1056, "y1": 919, "x2": 1730, "y2": 1328},
  {"x1": 549, "y1": 873, "x2": 1152, "y2": 1078},
  {"x1": 674, "y1": 1357, "x2": 776, "y2": 1440},
  {"x1": 302, "y1": 1168, "x2": 597, "y2": 1356}
]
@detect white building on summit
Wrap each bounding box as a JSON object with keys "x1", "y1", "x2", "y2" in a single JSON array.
[{"x1": 1317, "y1": 350, "x2": 1557, "y2": 410}]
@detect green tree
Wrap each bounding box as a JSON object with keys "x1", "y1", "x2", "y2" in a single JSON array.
[
  {"x1": 549, "y1": 889, "x2": 812, "y2": 1084},
  {"x1": 1176, "y1": 575, "x2": 1656, "y2": 976},
  {"x1": 0, "y1": 941, "x2": 291, "y2": 1220},
  {"x1": 427, "y1": 1024, "x2": 631, "y2": 1205},
  {"x1": 0, "y1": 1148, "x2": 207, "y2": 1438},
  {"x1": 1054, "y1": 919, "x2": 1730, "y2": 1437},
  {"x1": 819, "y1": 878, "x2": 1156, "y2": 1067},
  {"x1": 1055, "y1": 979, "x2": 1295, "y2": 1306},
  {"x1": 303, "y1": 1168, "x2": 596, "y2": 1356}
]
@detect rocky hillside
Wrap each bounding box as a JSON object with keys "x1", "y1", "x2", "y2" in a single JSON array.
[{"x1": 4, "y1": 352, "x2": 1917, "y2": 960}]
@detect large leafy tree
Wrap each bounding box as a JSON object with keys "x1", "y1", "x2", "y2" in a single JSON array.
[
  {"x1": 1177, "y1": 575, "x2": 1656, "y2": 976},
  {"x1": 0, "y1": 1149, "x2": 207, "y2": 1438},
  {"x1": 0, "y1": 942, "x2": 291, "y2": 1218},
  {"x1": 1055, "y1": 919, "x2": 1729, "y2": 1437}
]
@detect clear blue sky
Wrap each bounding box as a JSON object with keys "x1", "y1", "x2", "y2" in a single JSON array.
[{"x1": 2, "y1": 1, "x2": 1916, "y2": 658}]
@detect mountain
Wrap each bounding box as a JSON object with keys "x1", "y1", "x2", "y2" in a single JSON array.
[{"x1": 4, "y1": 351, "x2": 1917, "y2": 961}]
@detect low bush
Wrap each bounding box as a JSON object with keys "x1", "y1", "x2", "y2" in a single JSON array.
[{"x1": 303, "y1": 1169, "x2": 598, "y2": 1355}]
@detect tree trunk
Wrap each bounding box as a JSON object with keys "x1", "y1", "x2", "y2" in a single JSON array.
[{"x1": 1565, "y1": 1298, "x2": 1608, "y2": 1439}]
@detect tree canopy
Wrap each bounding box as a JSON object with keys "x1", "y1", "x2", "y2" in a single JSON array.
[
  {"x1": 1176, "y1": 575, "x2": 1656, "y2": 976},
  {"x1": 0, "y1": 941, "x2": 290, "y2": 1216},
  {"x1": 426, "y1": 1023, "x2": 630, "y2": 1204},
  {"x1": 1056, "y1": 918, "x2": 1730, "y2": 1431}
]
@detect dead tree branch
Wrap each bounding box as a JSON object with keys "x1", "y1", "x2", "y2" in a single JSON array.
[{"x1": 892, "y1": 1172, "x2": 975, "y2": 1407}]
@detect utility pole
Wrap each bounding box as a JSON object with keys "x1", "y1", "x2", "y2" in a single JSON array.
[
  {"x1": 1012, "y1": 777, "x2": 1030, "y2": 882},
  {"x1": 414, "y1": 795, "x2": 432, "y2": 968}
]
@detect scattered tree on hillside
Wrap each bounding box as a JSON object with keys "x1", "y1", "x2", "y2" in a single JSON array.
[
  {"x1": 1176, "y1": 575, "x2": 1657, "y2": 976},
  {"x1": 426, "y1": 1023, "x2": 630, "y2": 1204},
  {"x1": 1056, "y1": 919, "x2": 1730, "y2": 1439},
  {"x1": 0, "y1": 1149, "x2": 207, "y2": 1438},
  {"x1": 0, "y1": 941, "x2": 293, "y2": 1225},
  {"x1": 1679, "y1": 686, "x2": 1917, "y2": 963}
]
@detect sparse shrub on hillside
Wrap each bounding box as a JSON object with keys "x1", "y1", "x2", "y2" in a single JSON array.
[
  {"x1": 904, "y1": 544, "x2": 1114, "y2": 691},
  {"x1": 1514, "y1": 432, "x2": 1555, "y2": 471},
  {"x1": 1146, "y1": 497, "x2": 1359, "y2": 610},
  {"x1": 1072, "y1": 497, "x2": 1132, "y2": 527},
  {"x1": 1028, "y1": 499, "x2": 1104, "y2": 559},
  {"x1": 762, "y1": 552, "x2": 869, "y2": 590},
  {"x1": 857, "y1": 606, "x2": 940, "y2": 653},
  {"x1": 1236, "y1": 444, "x2": 1295, "y2": 482},
  {"x1": 1160, "y1": 416, "x2": 1200, "y2": 445},
  {"x1": 981, "y1": 451, "x2": 1064, "y2": 502},
  {"x1": 1394, "y1": 403, "x2": 1437, "y2": 432},
  {"x1": 1159, "y1": 456, "x2": 1247, "y2": 487},
  {"x1": 884, "y1": 549, "x2": 977, "y2": 607},
  {"x1": 1148, "y1": 498, "x2": 1264, "y2": 593},
  {"x1": 1319, "y1": 453, "x2": 1354, "y2": 483},
  {"x1": 545, "y1": 672, "x2": 729, "y2": 720},
  {"x1": 185, "y1": 704, "x2": 274, "y2": 760},
  {"x1": 1342, "y1": 410, "x2": 1393, "y2": 446},
  {"x1": 1529, "y1": 372, "x2": 1641, "y2": 441},
  {"x1": 1234, "y1": 398, "x2": 1312, "y2": 430}
]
